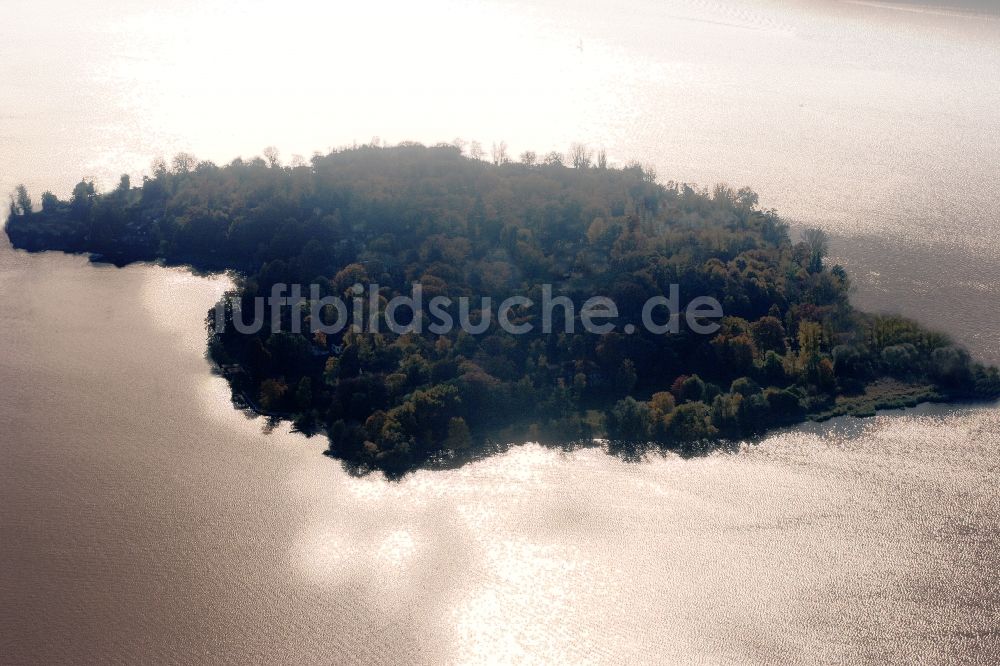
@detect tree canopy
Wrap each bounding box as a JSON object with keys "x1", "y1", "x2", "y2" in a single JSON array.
[{"x1": 6, "y1": 142, "x2": 998, "y2": 476}]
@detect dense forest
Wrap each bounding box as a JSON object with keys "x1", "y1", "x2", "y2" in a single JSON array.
[{"x1": 7, "y1": 143, "x2": 999, "y2": 476}]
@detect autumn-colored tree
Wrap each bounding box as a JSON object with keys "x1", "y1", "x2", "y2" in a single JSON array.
[
  {"x1": 259, "y1": 378, "x2": 288, "y2": 411},
  {"x1": 751, "y1": 316, "x2": 787, "y2": 354}
]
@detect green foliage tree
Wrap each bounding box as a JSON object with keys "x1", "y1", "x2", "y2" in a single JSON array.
[
  {"x1": 929, "y1": 346, "x2": 973, "y2": 390},
  {"x1": 444, "y1": 417, "x2": 472, "y2": 450},
  {"x1": 41, "y1": 191, "x2": 59, "y2": 213},
  {"x1": 295, "y1": 377, "x2": 313, "y2": 411},
  {"x1": 70, "y1": 180, "x2": 95, "y2": 220},
  {"x1": 665, "y1": 402, "x2": 717, "y2": 450},
  {"x1": 676, "y1": 375, "x2": 706, "y2": 404},
  {"x1": 730, "y1": 377, "x2": 761, "y2": 397},
  {"x1": 606, "y1": 397, "x2": 652, "y2": 442},
  {"x1": 881, "y1": 344, "x2": 920, "y2": 377},
  {"x1": 14, "y1": 184, "x2": 32, "y2": 216}
]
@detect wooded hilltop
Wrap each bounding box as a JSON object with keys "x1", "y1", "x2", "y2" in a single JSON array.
[{"x1": 7, "y1": 143, "x2": 999, "y2": 476}]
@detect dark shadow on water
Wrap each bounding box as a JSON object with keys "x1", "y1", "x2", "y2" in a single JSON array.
[
  {"x1": 203, "y1": 348, "x2": 1000, "y2": 481},
  {"x1": 323, "y1": 433, "x2": 750, "y2": 482},
  {"x1": 85, "y1": 252, "x2": 235, "y2": 278},
  {"x1": 5, "y1": 243, "x2": 241, "y2": 278},
  {"x1": 318, "y1": 396, "x2": 1000, "y2": 481}
]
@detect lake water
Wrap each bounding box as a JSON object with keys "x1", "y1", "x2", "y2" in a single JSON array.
[{"x1": 1, "y1": 0, "x2": 999, "y2": 663}]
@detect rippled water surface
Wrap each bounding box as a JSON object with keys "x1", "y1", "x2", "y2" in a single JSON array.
[
  {"x1": 1, "y1": 0, "x2": 999, "y2": 663},
  {"x1": 1, "y1": 245, "x2": 997, "y2": 663}
]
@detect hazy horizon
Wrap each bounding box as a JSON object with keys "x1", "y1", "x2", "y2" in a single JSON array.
[{"x1": 2, "y1": 0, "x2": 999, "y2": 663}]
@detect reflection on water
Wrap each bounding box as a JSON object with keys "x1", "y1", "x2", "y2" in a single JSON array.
[
  {"x1": 2, "y1": 0, "x2": 1000, "y2": 661},
  {"x1": 1, "y1": 243, "x2": 998, "y2": 663}
]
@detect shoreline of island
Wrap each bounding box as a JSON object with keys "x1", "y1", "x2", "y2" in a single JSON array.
[{"x1": 7, "y1": 142, "x2": 999, "y2": 476}]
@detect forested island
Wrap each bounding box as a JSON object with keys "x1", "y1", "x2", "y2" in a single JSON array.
[{"x1": 7, "y1": 143, "x2": 999, "y2": 476}]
